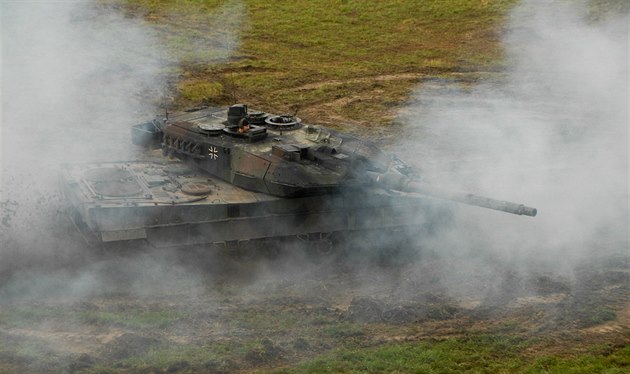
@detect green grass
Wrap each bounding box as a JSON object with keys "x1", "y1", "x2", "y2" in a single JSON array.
[
  {"x1": 273, "y1": 337, "x2": 630, "y2": 374},
  {"x1": 525, "y1": 345, "x2": 630, "y2": 374},
  {"x1": 228, "y1": 307, "x2": 339, "y2": 332},
  {"x1": 3, "y1": 301, "x2": 627, "y2": 373},
  {"x1": 79, "y1": 309, "x2": 187, "y2": 329},
  {"x1": 583, "y1": 307, "x2": 618, "y2": 327},
  {"x1": 0, "y1": 305, "x2": 68, "y2": 328},
  {"x1": 0, "y1": 304, "x2": 187, "y2": 330},
  {"x1": 117, "y1": 0, "x2": 518, "y2": 124},
  {"x1": 0, "y1": 333, "x2": 67, "y2": 373},
  {"x1": 117, "y1": 343, "x2": 222, "y2": 369},
  {"x1": 177, "y1": 80, "x2": 224, "y2": 102},
  {"x1": 323, "y1": 323, "x2": 364, "y2": 339},
  {"x1": 276, "y1": 336, "x2": 527, "y2": 373}
]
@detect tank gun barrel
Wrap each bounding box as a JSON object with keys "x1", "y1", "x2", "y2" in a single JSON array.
[
  {"x1": 367, "y1": 171, "x2": 537, "y2": 217},
  {"x1": 417, "y1": 185, "x2": 538, "y2": 216}
]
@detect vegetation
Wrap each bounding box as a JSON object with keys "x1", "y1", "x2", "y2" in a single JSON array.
[
  {"x1": 116, "y1": 0, "x2": 518, "y2": 127},
  {"x1": 0, "y1": 304, "x2": 187, "y2": 331},
  {"x1": 275, "y1": 338, "x2": 629, "y2": 374},
  {"x1": 1, "y1": 290, "x2": 628, "y2": 373}
]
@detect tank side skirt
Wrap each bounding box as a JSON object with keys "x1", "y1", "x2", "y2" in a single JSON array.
[
  {"x1": 142, "y1": 201, "x2": 428, "y2": 247},
  {"x1": 72, "y1": 199, "x2": 430, "y2": 247}
]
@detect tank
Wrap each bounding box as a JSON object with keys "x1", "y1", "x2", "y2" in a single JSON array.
[{"x1": 59, "y1": 104, "x2": 536, "y2": 249}]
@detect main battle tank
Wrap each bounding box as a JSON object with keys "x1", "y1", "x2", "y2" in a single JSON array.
[{"x1": 60, "y1": 104, "x2": 536, "y2": 249}]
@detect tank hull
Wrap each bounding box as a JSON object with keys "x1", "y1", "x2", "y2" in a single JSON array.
[{"x1": 59, "y1": 161, "x2": 448, "y2": 248}]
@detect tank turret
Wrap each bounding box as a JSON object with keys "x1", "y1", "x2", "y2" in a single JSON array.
[{"x1": 148, "y1": 104, "x2": 537, "y2": 216}]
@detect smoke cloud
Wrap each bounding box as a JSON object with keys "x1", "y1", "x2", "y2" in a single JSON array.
[
  {"x1": 397, "y1": 0, "x2": 628, "y2": 284},
  {"x1": 0, "y1": 0, "x2": 626, "y2": 313},
  {"x1": 0, "y1": 0, "x2": 245, "y2": 298},
  {"x1": 1, "y1": 1, "x2": 166, "y2": 244}
]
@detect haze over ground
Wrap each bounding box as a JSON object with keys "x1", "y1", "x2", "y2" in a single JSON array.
[{"x1": 0, "y1": 1, "x2": 627, "y2": 371}]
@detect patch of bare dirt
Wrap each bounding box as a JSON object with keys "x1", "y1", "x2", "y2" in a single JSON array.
[
  {"x1": 288, "y1": 73, "x2": 427, "y2": 92},
  {"x1": 582, "y1": 306, "x2": 630, "y2": 335},
  {"x1": 0, "y1": 327, "x2": 126, "y2": 355},
  {"x1": 288, "y1": 71, "x2": 492, "y2": 92}
]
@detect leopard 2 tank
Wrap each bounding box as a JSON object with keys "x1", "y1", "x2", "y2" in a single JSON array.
[{"x1": 59, "y1": 104, "x2": 536, "y2": 249}]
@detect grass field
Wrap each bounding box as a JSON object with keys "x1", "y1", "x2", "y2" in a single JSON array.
[
  {"x1": 118, "y1": 0, "x2": 518, "y2": 129},
  {"x1": 0, "y1": 250, "x2": 627, "y2": 373}
]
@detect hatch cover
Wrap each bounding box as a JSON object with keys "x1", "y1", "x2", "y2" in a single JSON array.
[
  {"x1": 84, "y1": 167, "x2": 143, "y2": 197},
  {"x1": 181, "y1": 182, "x2": 212, "y2": 195}
]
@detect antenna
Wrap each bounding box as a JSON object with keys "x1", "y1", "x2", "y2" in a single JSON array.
[
  {"x1": 228, "y1": 72, "x2": 237, "y2": 104},
  {"x1": 291, "y1": 104, "x2": 300, "y2": 118}
]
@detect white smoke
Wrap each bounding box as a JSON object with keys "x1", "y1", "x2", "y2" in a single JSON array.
[
  {"x1": 2, "y1": 1, "x2": 167, "y2": 162},
  {"x1": 0, "y1": 1, "x2": 167, "y2": 262},
  {"x1": 0, "y1": 0, "x2": 246, "y2": 298},
  {"x1": 156, "y1": 0, "x2": 247, "y2": 64},
  {"x1": 397, "y1": 0, "x2": 628, "y2": 277},
  {"x1": 0, "y1": 0, "x2": 625, "y2": 308}
]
